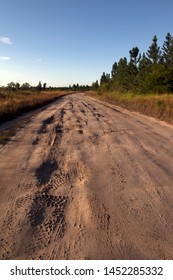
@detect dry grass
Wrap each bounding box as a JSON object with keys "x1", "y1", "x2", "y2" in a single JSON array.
[
  {"x1": 0, "y1": 90, "x2": 71, "y2": 124},
  {"x1": 0, "y1": 90, "x2": 73, "y2": 144},
  {"x1": 87, "y1": 91, "x2": 173, "y2": 124}
]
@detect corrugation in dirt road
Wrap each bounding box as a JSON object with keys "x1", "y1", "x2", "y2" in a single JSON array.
[{"x1": 0, "y1": 93, "x2": 173, "y2": 260}]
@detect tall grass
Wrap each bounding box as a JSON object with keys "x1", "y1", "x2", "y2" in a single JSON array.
[
  {"x1": 87, "y1": 91, "x2": 173, "y2": 124},
  {"x1": 0, "y1": 90, "x2": 70, "y2": 124}
]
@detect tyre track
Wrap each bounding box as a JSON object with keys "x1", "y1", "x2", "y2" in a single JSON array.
[{"x1": 0, "y1": 93, "x2": 173, "y2": 259}]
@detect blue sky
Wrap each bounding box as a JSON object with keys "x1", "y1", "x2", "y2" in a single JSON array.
[{"x1": 0, "y1": 0, "x2": 173, "y2": 87}]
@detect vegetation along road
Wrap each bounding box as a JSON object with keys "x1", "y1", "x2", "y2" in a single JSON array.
[{"x1": 0, "y1": 93, "x2": 173, "y2": 260}]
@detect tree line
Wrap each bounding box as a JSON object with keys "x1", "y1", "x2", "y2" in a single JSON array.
[
  {"x1": 1, "y1": 82, "x2": 91, "y2": 92},
  {"x1": 4, "y1": 81, "x2": 47, "y2": 92},
  {"x1": 95, "y1": 32, "x2": 173, "y2": 94}
]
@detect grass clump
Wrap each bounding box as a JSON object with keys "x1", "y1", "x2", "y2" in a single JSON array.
[
  {"x1": 87, "y1": 90, "x2": 173, "y2": 124},
  {"x1": 0, "y1": 90, "x2": 70, "y2": 124}
]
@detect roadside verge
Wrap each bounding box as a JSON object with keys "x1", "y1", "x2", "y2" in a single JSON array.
[{"x1": 86, "y1": 91, "x2": 173, "y2": 125}]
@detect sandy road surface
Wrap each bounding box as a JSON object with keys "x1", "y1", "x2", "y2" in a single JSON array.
[{"x1": 0, "y1": 93, "x2": 173, "y2": 260}]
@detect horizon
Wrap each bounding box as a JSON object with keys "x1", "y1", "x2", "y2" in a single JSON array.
[{"x1": 0, "y1": 0, "x2": 173, "y2": 87}]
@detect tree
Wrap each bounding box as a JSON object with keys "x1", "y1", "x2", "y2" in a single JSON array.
[
  {"x1": 147, "y1": 35, "x2": 161, "y2": 64},
  {"x1": 99, "y1": 72, "x2": 111, "y2": 91},
  {"x1": 115, "y1": 57, "x2": 129, "y2": 90},
  {"x1": 138, "y1": 53, "x2": 151, "y2": 77},
  {"x1": 111, "y1": 62, "x2": 118, "y2": 78},
  {"x1": 7, "y1": 82, "x2": 16, "y2": 91},
  {"x1": 43, "y1": 83, "x2": 47, "y2": 90},
  {"x1": 143, "y1": 64, "x2": 169, "y2": 93},
  {"x1": 92, "y1": 80, "x2": 99, "y2": 90},
  {"x1": 93, "y1": 32, "x2": 173, "y2": 93},
  {"x1": 129, "y1": 47, "x2": 141, "y2": 66},
  {"x1": 21, "y1": 82, "x2": 31, "y2": 90},
  {"x1": 126, "y1": 61, "x2": 138, "y2": 89},
  {"x1": 162, "y1": 32, "x2": 173, "y2": 65},
  {"x1": 136, "y1": 53, "x2": 152, "y2": 92},
  {"x1": 100, "y1": 72, "x2": 107, "y2": 85},
  {"x1": 15, "y1": 83, "x2": 20, "y2": 91},
  {"x1": 37, "y1": 81, "x2": 42, "y2": 91}
]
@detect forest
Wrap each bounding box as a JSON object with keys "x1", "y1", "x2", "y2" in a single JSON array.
[{"x1": 93, "y1": 32, "x2": 173, "y2": 94}]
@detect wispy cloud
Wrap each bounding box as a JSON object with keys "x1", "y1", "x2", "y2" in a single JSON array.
[
  {"x1": 0, "y1": 56, "x2": 11, "y2": 60},
  {"x1": 0, "y1": 37, "x2": 13, "y2": 45}
]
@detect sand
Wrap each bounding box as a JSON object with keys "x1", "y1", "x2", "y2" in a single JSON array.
[{"x1": 0, "y1": 93, "x2": 173, "y2": 260}]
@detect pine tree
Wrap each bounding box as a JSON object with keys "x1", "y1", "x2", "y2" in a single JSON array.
[
  {"x1": 136, "y1": 53, "x2": 151, "y2": 92},
  {"x1": 162, "y1": 32, "x2": 173, "y2": 65},
  {"x1": 129, "y1": 47, "x2": 141, "y2": 66},
  {"x1": 92, "y1": 80, "x2": 99, "y2": 90},
  {"x1": 116, "y1": 57, "x2": 129, "y2": 90},
  {"x1": 138, "y1": 53, "x2": 151, "y2": 76},
  {"x1": 100, "y1": 72, "x2": 111, "y2": 91},
  {"x1": 127, "y1": 61, "x2": 138, "y2": 89},
  {"x1": 111, "y1": 62, "x2": 118, "y2": 78},
  {"x1": 100, "y1": 72, "x2": 110, "y2": 85},
  {"x1": 146, "y1": 35, "x2": 161, "y2": 64}
]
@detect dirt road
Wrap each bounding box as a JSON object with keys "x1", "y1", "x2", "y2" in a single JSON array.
[{"x1": 0, "y1": 93, "x2": 173, "y2": 260}]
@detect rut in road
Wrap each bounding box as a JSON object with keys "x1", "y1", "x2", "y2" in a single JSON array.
[{"x1": 0, "y1": 93, "x2": 173, "y2": 259}]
